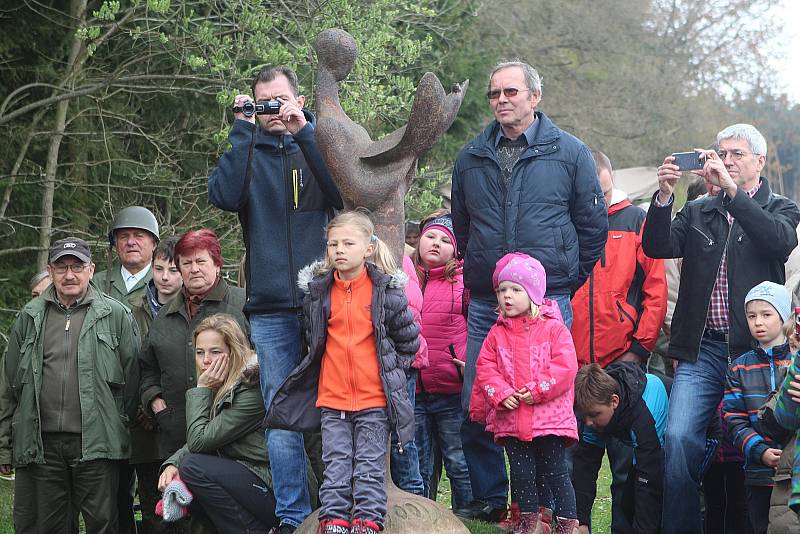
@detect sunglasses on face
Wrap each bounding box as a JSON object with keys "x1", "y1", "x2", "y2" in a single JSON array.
[{"x1": 486, "y1": 87, "x2": 532, "y2": 100}]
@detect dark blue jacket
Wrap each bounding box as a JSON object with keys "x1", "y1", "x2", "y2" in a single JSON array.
[
  {"x1": 451, "y1": 111, "x2": 607, "y2": 296},
  {"x1": 724, "y1": 341, "x2": 791, "y2": 486},
  {"x1": 208, "y1": 113, "x2": 343, "y2": 314}
]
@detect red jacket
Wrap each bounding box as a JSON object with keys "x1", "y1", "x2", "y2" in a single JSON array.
[
  {"x1": 571, "y1": 195, "x2": 667, "y2": 367},
  {"x1": 470, "y1": 300, "x2": 578, "y2": 444}
]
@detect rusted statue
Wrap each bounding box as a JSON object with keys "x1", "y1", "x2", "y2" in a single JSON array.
[
  {"x1": 313, "y1": 28, "x2": 469, "y2": 260},
  {"x1": 293, "y1": 29, "x2": 471, "y2": 534}
]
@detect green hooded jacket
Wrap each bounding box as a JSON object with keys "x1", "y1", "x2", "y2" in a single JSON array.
[
  {"x1": 163, "y1": 362, "x2": 270, "y2": 486},
  {"x1": 0, "y1": 285, "x2": 140, "y2": 466}
]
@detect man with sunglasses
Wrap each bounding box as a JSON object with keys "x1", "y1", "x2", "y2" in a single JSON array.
[
  {"x1": 450, "y1": 60, "x2": 607, "y2": 523},
  {"x1": 0, "y1": 237, "x2": 140, "y2": 532},
  {"x1": 642, "y1": 123, "x2": 800, "y2": 533}
]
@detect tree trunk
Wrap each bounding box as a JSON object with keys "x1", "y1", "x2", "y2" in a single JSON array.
[{"x1": 36, "y1": 0, "x2": 88, "y2": 269}]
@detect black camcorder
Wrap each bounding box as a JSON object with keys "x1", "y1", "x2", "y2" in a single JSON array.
[{"x1": 232, "y1": 100, "x2": 281, "y2": 117}]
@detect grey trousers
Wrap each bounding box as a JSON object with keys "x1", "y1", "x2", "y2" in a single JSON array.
[{"x1": 319, "y1": 407, "x2": 389, "y2": 525}]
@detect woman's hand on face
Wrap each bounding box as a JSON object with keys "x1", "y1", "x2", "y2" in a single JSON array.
[
  {"x1": 197, "y1": 354, "x2": 228, "y2": 389},
  {"x1": 158, "y1": 465, "x2": 179, "y2": 492}
]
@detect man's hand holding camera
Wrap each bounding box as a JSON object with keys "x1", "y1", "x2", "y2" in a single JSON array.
[
  {"x1": 233, "y1": 94, "x2": 257, "y2": 125},
  {"x1": 693, "y1": 149, "x2": 738, "y2": 198},
  {"x1": 232, "y1": 94, "x2": 307, "y2": 135}
]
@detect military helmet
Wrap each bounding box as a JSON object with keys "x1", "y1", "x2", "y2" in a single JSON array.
[{"x1": 108, "y1": 206, "x2": 160, "y2": 245}]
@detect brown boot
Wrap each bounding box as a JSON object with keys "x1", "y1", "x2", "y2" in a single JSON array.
[
  {"x1": 554, "y1": 517, "x2": 579, "y2": 534},
  {"x1": 513, "y1": 512, "x2": 542, "y2": 534}
]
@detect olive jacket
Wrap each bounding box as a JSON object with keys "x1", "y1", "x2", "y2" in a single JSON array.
[
  {"x1": 163, "y1": 362, "x2": 271, "y2": 486},
  {"x1": 139, "y1": 280, "x2": 248, "y2": 458},
  {"x1": 0, "y1": 285, "x2": 140, "y2": 466}
]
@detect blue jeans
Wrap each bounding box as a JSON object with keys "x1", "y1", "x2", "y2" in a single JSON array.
[
  {"x1": 250, "y1": 312, "x2": 311, "y2": 528},
  {"x1": 662, "y1": 338, "x2": 729, "y2": 534},
  {"x1": 390, "y1": 372, "x2": 424, "y2": 495},
  {"x1": 462, "y1": 294, "x2": 509, "y2": 508},
  {"x1": 461, "y1": 292, "x2": 573, "y2": 508},
  {"x1": 415, "y1": 392, "x2": 473, "y2": 509}
]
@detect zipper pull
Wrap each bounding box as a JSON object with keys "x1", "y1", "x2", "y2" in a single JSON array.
[{"x1": 65, "y1": 316, "x2": 70, "y2": 331}]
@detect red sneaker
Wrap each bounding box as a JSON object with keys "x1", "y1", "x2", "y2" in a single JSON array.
[
  {"x1": 350, "y1": 518, "x2": 382, "y2": 534},
  {"x1": 317, "y1": 518, "x2": 351, "y2": 534}
]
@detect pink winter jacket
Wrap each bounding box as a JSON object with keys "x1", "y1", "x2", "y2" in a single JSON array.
[
  {"x1": 418, "y1": 263, "x2": 467, "y2": 395},
  {"x1": 470, "y1": 299, "x2": 579, "y2": 445},
  {"x1": 402, "y1": 255, "x2": 429, "y2": 370}
]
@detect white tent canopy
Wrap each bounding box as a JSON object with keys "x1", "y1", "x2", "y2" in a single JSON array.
[{"x1": 612, "y1": 166, "x2": 659, "y2": 202}]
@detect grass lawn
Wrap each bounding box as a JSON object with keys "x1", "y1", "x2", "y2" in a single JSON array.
[{"x1": 0, "y1": 459, "x2": 613, "y2": 533}]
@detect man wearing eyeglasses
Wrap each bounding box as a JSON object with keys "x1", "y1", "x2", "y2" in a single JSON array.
[
  {"x1": 451, "y1": 60, "x2": 608, "y2": 523},
  {"x1": 0, "y1": 237, "x2": 140, "y2": 533},
  {"x1": 642, "y1": 123, "x2": 800, "y2": 533}
]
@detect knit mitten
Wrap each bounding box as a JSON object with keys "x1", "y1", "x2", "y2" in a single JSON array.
[{"x1": 160, "y1": 477, "x2": 193, "y2": 522}]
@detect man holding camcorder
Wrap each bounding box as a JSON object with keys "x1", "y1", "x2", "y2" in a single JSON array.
[{"x1": 208, "y1": 66, "x2": 343, "y2": 533}]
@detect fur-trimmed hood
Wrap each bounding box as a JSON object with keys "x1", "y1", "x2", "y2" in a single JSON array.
[
  {"x1": 240, "y1": 356, "x2": 260, "y2": 388},
  {"x1": 297, "y1": 259, "x2": 408, "y2": 294}
]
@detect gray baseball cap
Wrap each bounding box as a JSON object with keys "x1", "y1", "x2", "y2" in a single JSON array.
[{"x1": 49, "y1": 237, "x2": 92, "y2": 264}]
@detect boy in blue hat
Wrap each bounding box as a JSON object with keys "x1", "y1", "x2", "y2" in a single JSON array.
[{"x1": 724, "y1": 281, "x2": 794, "y2": 534}]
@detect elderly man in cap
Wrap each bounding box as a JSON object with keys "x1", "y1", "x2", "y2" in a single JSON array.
[{"x1": 0, "y1": 237, "x2": 140, "y2": 533}]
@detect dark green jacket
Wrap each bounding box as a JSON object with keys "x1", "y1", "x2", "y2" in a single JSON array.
[
  {"x1": 94, "y1": 262, "x2": 153, "y2": 308},
  {"x1": 139, "y1": 280, "x2": 248, "y2": 457},
  {"x1": 164, "y1": 363, "x2": 270, "y2": 486},
  {"x1": 0, "y1": 285, "x2": 140, "y2": 466},
  {"x1": 127, "y1": 281, "x2": 166, "y2": 464}
]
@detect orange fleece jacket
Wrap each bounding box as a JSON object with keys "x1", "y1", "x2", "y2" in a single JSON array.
[{"x1": 317, "y1": 268, "x2": 386, "y2": 411}]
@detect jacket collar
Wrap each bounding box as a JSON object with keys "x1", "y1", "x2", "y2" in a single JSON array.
[
  {"x1": 608, "y1": 196, "x2": 632, "y2": 217},
  {"x1": 471, "y1": 111, "x2": 561, "y2": 155},
  {"x1": 164, "y1": 278, "x2": 229, "y2": 315},
  {"x1": 752, "y1": 339, "x2": 791, "y2": 360},
  {"x1": 298, "y1": 259, "x2": 408, "y2": 296},
  {"x1": 701, "y1": 177, "x2": 772, "y2": 215}
]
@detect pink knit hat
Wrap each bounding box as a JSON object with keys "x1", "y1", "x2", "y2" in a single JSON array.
[{"x1": 493, "y1": 253, "x2": 547, "y2": 305}]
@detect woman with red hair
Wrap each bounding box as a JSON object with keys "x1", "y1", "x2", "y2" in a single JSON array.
[{"x1": 139, "y1": 228, "x2": 250, "y2": 525}]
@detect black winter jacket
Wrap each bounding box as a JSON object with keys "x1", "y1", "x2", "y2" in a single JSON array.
[
  {"x1": 642, "y1": 179, "x2": 800, "y2": 361},
  {"x1": 265, "y1": 262, "x2": 420, "y2": 445},
  {"x1": 572, "y1": 362, "x2": 665, "y2": 533},
  {"x1": 451, "y1": 111, "x2": 608, "y2": 296},
  {"x1": 208, "y1": 114, "x2": 343, "y2": 314}
]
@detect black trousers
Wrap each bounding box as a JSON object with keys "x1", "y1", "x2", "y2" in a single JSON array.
[
  {"x1": 117, "y1": 460, "x2": 136, "y2": 534},
  {"x1": 178, "y1": 453, "x2": 279, "y2": 534},
  {"x1": 703, "y1": 461, "x2": 747, "y2": 534},
  {"x1": 745, "y1": 485, "x2": 772, "y2": 534},
  {"x1": 14, "y1": 432, "x2": 120, "y2": 534}
]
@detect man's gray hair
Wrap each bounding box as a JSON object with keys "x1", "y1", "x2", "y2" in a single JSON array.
[
  {"x1": 717, "y1": 123, "x2": 768, "y2": 156},
  {"x1": 489, "y1": 60, "x2": 543, "y2": 93}
]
